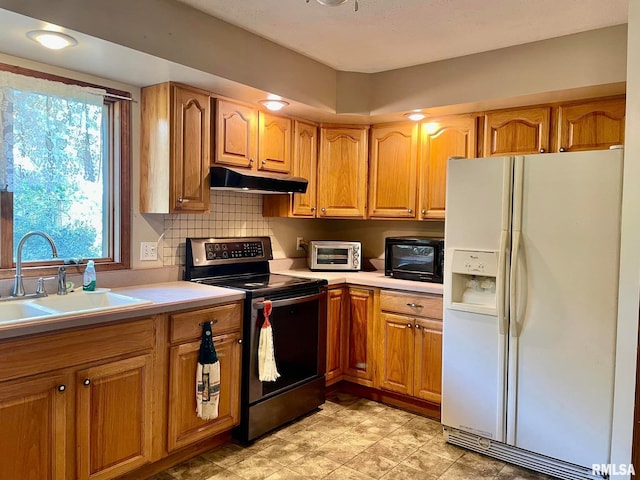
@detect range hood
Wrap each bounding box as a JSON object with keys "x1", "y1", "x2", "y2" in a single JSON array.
[{"x1": 210, "y1": 166, "x2": 308, "y2": 194}]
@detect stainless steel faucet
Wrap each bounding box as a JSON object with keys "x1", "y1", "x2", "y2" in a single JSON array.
[
  {"x1": 12, "y1": 231, "x2": 58, "y2": 297},
  {"x1": 57, "y1": 266, "x2": 67, "y2": 295}
]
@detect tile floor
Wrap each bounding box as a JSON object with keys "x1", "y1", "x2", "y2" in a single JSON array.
[{"x1": 151, "y1": 393, "x2": 556, "y2": 480}]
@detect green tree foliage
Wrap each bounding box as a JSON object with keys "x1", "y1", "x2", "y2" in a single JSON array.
[{"x1": 8, "y1": 90, "x2": 105, "y2": 261}]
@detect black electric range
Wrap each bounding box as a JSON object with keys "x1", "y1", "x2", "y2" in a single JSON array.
[{"x1": 185, "y1": 237, "x2": 328, "y2": 442}]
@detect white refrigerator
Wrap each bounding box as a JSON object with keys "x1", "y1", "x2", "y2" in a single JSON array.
[{"x1": 441, "y1": 149, "x2": 623, "y2": 480}]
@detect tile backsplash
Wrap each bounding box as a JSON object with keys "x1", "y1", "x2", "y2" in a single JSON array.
[{"x1": 161, "y1": 191, "x2": 272, "y2": 266}]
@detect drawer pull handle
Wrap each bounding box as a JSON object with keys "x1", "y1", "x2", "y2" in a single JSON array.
[
  {"x1": 199, "y1": 320, "x2": 219, "y2": 326},
  {"x1": 406, "y1": 303, "x2": 423, "y2": 308},
  {"x1": 83, "y1": 378, "x2": 91, "y2": 386},
  {"x1": 58, "y1": 384, "x2": 66, "y2": 392}
]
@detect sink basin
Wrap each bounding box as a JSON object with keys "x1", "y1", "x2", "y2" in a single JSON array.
[
  {"x1": 0, "y1": 301, "x2": 60, "y2": 323},
  {"x1": 32, "y1": 290, "x2": 152, "y2": 313}
]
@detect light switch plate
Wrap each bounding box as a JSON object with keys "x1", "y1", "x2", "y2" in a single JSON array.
[{"x1": 140, "y1": 242, "x2": 158, "y2": 261}]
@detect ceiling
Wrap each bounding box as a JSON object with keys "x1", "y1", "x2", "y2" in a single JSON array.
[{"x1": 176, "y1": 0, "x2": 628, "y2": 73}]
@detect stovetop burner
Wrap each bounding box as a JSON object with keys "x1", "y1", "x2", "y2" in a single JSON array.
[{"x1": 194, "y1": 273, "x2": 318, "y2": 293}]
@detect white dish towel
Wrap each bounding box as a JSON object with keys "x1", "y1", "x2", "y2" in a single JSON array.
[
  {"x1": 258, "y1": 300, "x2": 280, "y2": 382},
  {"x1": 196, "y1": 322, "x2": 220, "y2": 420}
]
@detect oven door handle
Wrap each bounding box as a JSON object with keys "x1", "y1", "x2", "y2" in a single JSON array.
[{"x1": 255, "y1": 292, "x2": 324, "y2": 309}]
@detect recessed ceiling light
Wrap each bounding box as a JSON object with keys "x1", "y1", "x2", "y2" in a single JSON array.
[
  {"x1": 259, "y1": 99, "x2": 290, "y2": 112},
  {"x1": 27, "y1": 30, "x2": 78, "y2": 50},
  {"x1": 405, "y1": 111, "x2": 426, "y2": 121}
]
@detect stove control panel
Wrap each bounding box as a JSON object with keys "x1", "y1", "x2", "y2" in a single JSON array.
[
  {"x1": 205, "y1": 241, "x2": 264, "y2": 260},
  {"x1": 187, "y1": 237, "x2": 274, "y2": 267}
]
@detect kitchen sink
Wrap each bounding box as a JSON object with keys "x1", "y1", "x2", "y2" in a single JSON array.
[
  {"x1": 0, "y1": 290, "x2": 153, "y2": 325},
  {"x1": 32, "y1": 290, "x2": 152, "y2": 313},
  {"x1": 0, "y1": 301, "x2": 61, "y2": 323}
]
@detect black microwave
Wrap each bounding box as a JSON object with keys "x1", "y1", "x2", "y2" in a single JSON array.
[{"x1": 384, "y1": 237, "x2": 445, "y2": 283}]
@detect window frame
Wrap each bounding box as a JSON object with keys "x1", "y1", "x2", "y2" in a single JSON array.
[{"x1": 0, "y1": 62, "x2": 131, "y2": 278}]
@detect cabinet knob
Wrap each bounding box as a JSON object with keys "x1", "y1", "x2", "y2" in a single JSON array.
[
  {"x1": 83, "y1": 378, "x2": 91, "y2": 386},
  {"x1": 414, "y1": 324, "x2": 421, "y2": 329},
  {"x1": 311, "y1": 207, "x2": 316, "y2": 212},
  {"x1": 406, "y1": 323, "x2": 412, "y2": 328},
  {"x1": 261, "y1": 160, "x2": 267, "y2": 165},
  {"x1": 57, "y1": 384, "x2": 66, "y2": 392},
  {"x1": 421, "y1": 209, "x2": 426, "y2": 215},
  {"x1": 559, "y1": 147, "x2": 566, "y2": 152},
  {"x1": 407, "y1": 208, "x2": 413, "y2": 214},
  {"x1": 249, "y1": 158, "x2": 255, "y2": 164},
  {"x1": 238, "y1": 338, "x2": 243, "y2": 344},
  {"x1": 320, "y1": 208, "x2": 326, "y2": 214},
  {"x1": 177, "y1": 197, "x2": 184, "y2": 203},
  {"x1": 539, "y1": 148, "x2": 546, "y2": 153}
]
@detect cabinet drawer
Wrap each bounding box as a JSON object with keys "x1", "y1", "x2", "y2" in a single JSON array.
[
  {"x1": 170, "y1": 302, "x2": 242, "y2": 343},
  {"x1": 380, "y1": 291, "x2": 442, "y2": 319},
  {"x1": 0, "y1": 318, "x2": 155, "y2": 382}
]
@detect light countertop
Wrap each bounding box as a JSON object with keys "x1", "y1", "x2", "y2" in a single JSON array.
[
  {"x1": 271, "y1": 268, "x2": 444, "y2": 295},
  {"x1": 0, "y1": 281, "x2": 244, "y2": 340}
]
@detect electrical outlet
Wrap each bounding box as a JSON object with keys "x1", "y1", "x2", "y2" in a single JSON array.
[
  {"x1": 296, "y1": 236, "x2": 304, "y2": 251},
  {"x1": 140, "y1": 242, "x2": 158, "y2": 261}
]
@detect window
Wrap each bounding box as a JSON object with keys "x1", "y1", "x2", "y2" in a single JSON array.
[{"x1": 0, "y1": 63, "x2": 131, "y2": 276}]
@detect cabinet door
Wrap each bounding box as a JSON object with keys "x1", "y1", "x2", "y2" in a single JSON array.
[
  {"x1": 167, "y1": 332, "x2": 241, "y2": 452},
  {"x1": 326, "y1": 287, "x2": 346, "y2": 385},
  {"x1": 258, "y1": 112, "x2": 292, "y2": 173},
  {"x1": 317, "y1": 127, "x2": 368, "y2": 218},
  {"x1": 171, "y1": 85, "x2": 211, "y2": 213},
  {"x1": 76, "y1": 354, "x2": 153, "y2": 480},
  {"x1": 483, "y1": 107, "x2": 550, "y2": 156},
  {"x1": 0, "y1": 372, "x2": 72, "y2": 480},
  {"x1": 378, "y1": 312, "x2": 414, "y2": 395},
  {"x1": 215, "y1": 99, "x2": 258, "y2": 169},
  {"x1": 368, "y1": 123, "x2": 418, "y2": 219},
  {"x1": 414, "y1": 318, "x2": 443, "y2": 404},
  {"x1": 419, "y1": 115, "x2": 477, "y2": 220},
  {"x1": 557, "y1": 98, "x2": 625, "y2": 152},
  {"x1": 344, "y1": 287, "x2": 375, "y2": 385},
  {"x1": 292, "y1": 120, "x2": 319, "y2": 217}
]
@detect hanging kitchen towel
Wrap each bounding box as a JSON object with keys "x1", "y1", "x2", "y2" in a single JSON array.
[
  {"x1": 196, "y1": 322, "x2": 220, "y2": 420},
  {"x1": 258, "y1": 300, "x2": 280, "y2": 382}
]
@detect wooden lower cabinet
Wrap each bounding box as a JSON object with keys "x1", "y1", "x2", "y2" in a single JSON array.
[
  {"x1": 168, "y1": 332, "x2": 241, "y2": 451},
  {"x1": 326, "y1": 287, "x2": 346, "y2": 386},
  {"x1": 0, "y1": 371, "x2": 72, "y2": 480},
  {"x1": 77, "y1": 354, "x2": 153, "y2": 480},
  {"x1": 343, "y1": 287, "x2": 375, "y2": 386},
  {"x1": 377, "y1": 290, "x2": 443, "y2": 404}
]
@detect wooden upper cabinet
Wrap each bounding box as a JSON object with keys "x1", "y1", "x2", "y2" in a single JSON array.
[
  {"x1": 215, "y1": 99, "x2": 258, "y2": 169},
  {"x1": 317, "y1": 126, "x2": 369, "y2": 218},
  {"x1": 140, "y1": 82, "x2": 211, "y2": 213},
  {"x1": 483, "y1": 107, "x2": 550, "y2": 156},
  {"x1": 292, "y1": 120, "x2": 319, "y2": 217},
  {"x1": 419, "y1": 115, "x2": 477, "y2": 220},
  {"x1": 557, "y1": 97, "x2": 625, "y2": 152},
  {"x1": 258, "y1": 112, "x2": 292, "y2": 173},
  {"x1": 369, "y1": 123, "x2": 419, "y2": 219}
]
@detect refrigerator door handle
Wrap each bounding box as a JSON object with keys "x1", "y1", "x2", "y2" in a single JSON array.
[
  {"x1": 510, "y1": 156, "x2": 525, "y2": 338},
  {"x1": 510, "y1": 230, "x2": 521, "y2": 337},
  {"x1": 497, "y1": 229, "x2": 509, "y2": 335}
]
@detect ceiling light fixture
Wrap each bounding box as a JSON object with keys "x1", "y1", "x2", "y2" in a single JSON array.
[
  {"x1": 259, "y1": 99, "x2": 289, "y2": 112},
  {"x1": 27, "y1": 30, "x2": 78, "y2": 50},
  {"x1": 306, "y1": 0, "x2": 360, "y2": 12},
  {"x1": 405, "y1": 111, "x2": 426, "y2": 121}
]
